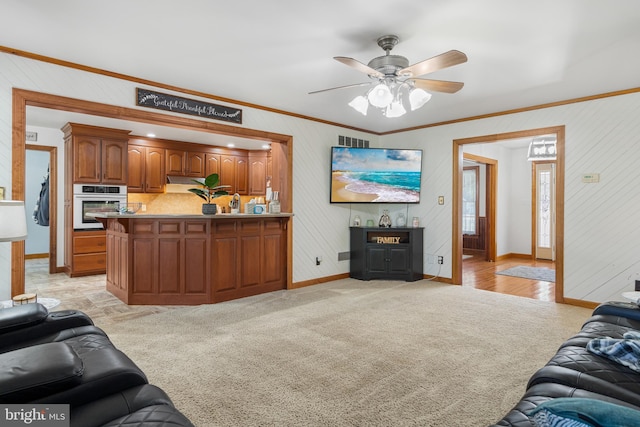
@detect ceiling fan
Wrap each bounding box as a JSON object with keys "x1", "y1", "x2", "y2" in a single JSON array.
[{"x1": 310, "y1": 35, "x2": 467, "y2": 116}]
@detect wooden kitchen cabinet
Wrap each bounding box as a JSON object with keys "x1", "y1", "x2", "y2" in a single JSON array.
[
  {"x1": 166, "y1": 149, "x2": 206, "y2": 177},
  {"x1": 220, "y1": 154, "x2": 248, "y2": 194},
  {"x1": 70, "y1": 230, "x2": 107, "y2": 276},
  {"x1": 248, "y1": 151, "x2": 267, "y2": 195},
  {"x1": 103, "y1": 216, "x2": 289, "y2": 305},
  {"x1": 63, "y1": 123, "x2": 130, "y2": 185},
  {"x1": 128, "y1": 144, "x2": 165, "y2": 193},
  {"x1": 205, "y1": 153, "x2": 221, "y2": 176}
]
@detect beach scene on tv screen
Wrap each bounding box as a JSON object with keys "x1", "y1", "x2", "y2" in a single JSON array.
[{"x1": 331, "y1": 147, "x2": 422, "y2": 203}]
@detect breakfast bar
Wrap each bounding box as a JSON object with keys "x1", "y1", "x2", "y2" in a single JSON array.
[{"x1": 91, "y1": 212, "x2": 293, "y2": 305}]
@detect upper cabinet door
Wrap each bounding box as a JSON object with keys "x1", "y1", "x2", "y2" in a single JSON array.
[
  {"x1": 185, "y1": 151, "x2": 206, "y2": 177},
  {"x1": 74, "y1": 136, "x2": 102, "y2": 183},
  {"x1": 166, "y1": 149, "x2": 186, "y2": 175},
  {"x1": 101, "y1": 139, "x2": 128, "y2": 184}
]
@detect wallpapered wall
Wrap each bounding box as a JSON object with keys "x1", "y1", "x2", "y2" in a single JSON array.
[{"x1": 2, "y1": 51, "x2": 640, "y2": 303}]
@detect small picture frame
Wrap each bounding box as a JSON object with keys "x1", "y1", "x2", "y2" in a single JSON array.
[{"x1": 0, "y1": 187, "x2": 5, "y2": 200}]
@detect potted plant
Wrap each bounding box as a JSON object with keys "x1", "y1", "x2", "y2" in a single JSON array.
[{"x1": 188, "y1": 173, "x2": 230, "y2": 214}]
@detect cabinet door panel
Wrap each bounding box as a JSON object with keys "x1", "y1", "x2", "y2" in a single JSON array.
[
  {"x1": 236, "y1": 156, "x2": 248, "y2": 194},
  {"x1": 127, "y1": 145, "x2": 145, "y2": 192},
  {"x1": 263, "y1": 233, "x2": 284, "y2": 284},
  {"x1": 158, "y1": 238, "x2": 182, "y2": 294},
  {"x1": 145, "y1": 148, "x2": 166, "y2": 192},
  {"x1": 220, "y1": 156, "x2": 236, "y2": 193},
  {"x1": 185, "y1": 238, "x2": 209, "y2": 294},
  {"x1": 74, "y1": 137, "x2": 101, "y2": 183},
  {"x1": 212, "y1": 236, "x2": 238, "y2": 292},
  {"x1": 205, "y1": 153, "x2": 221, "y2": 176},
  {"x1": 102, "y1": 139, "x2": 127, "y2": 184},
  {"x1": 186, "y1": 152, "x2": 206, "y2": 177},
  {"x1": 389, "y1": 247, "x2": 410, "y2": 273},
  {"x1": 366, "y1": 247, "x2": 388, "y2": 274},
  {"x1": 166, "y1": 150, "x2": 185, "y2": 175}
]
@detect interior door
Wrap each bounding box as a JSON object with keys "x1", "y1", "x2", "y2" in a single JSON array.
[{"x1": 534, "y1": 162, "x2": 555, "y2": 260}]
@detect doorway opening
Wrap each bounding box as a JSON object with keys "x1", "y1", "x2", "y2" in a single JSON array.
[
  {"x1": 11, "y1": 88, "x2": 293, "y2": 297},
  {"x1": 25, "y1": 144, "x2": 58, "y2": 275},
  {"x1": 452, "y1": 126, "x2": 565, "y2": 303}
]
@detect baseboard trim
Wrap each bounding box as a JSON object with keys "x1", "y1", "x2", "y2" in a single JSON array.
[
  {"x1": 562, "y1": 297, "x2": 599, "y2": 310},
  {"x1": 291, "y1": 273, "x2": 350, "y2": 289},
  {"x1": 25, "y1": 253, "x2": 48, "y2": 260},
  {"x1": 496, "y1": 253, "x2": 533, "y2": 261}
]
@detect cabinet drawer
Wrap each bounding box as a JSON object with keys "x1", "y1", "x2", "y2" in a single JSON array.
[
  {"x1": 73, "y1": 253, "x2": 106, "y2": 272},
  {"x1": 74, "y1": 234, "x2": 107, "y2": 254}
]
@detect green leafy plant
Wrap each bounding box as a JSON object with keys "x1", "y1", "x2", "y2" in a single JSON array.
[{"x1": 188, "y1": 173, "x2": 230, "y2": 204}]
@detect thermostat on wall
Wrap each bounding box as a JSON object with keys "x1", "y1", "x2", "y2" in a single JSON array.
[{"x1": 581, "y1": 173, "x2": 600, "y2": 183}]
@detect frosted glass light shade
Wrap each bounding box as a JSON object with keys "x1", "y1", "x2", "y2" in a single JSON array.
[
  {"x1": 0, "y1": 201, "x2": 27, "y2": 242},
  {"x1": 348, "y1": 95, "x2": 369, "y2": 115},
  {"x1": 385, "y1": 101, "x2": 406, "y2": 118},
  {"x1": 409, "y1": 88, "x2": 432, "y2": 111},
  {"x1": 367, "y1": 83, "x2": 393, "y2": 108}
]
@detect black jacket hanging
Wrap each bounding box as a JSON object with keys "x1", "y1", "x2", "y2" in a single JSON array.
[{"x1": 33, "y1": 168, "x2": 50, "y2": 226}]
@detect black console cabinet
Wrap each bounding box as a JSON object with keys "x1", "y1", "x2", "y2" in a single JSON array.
[{"x1": 350, "y1": 227, "x2": 423, "y2": 281}]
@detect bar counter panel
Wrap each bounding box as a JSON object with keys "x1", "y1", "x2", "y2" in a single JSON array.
[{"x1": 96, "y1": 213, "x2": 292, "y2": 305}]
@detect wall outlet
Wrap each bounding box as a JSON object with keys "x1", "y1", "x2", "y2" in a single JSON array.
[
  {"x1": 141, "y1": 204, "x2": 147, "y2": 212},
  {"x1": 316, "y1": 256, "x2": 322, "y2": 266},
  {"x1": 437, "y1": 256, "x2": 444, "y2": 265},
  {"x1": 635, "y1": 280, "x2": 640, "y2": 291}
]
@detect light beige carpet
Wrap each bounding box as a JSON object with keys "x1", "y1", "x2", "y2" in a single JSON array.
[{"x1": 100, "y1": 279, "x2": 592, "y2": 427}]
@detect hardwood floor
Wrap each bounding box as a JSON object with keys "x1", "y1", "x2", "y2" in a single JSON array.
[{"x1": 462, "y1": 252, "x2": 556, "y2": 302}]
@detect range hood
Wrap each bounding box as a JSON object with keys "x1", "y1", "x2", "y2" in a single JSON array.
[
  {"x1": 165, "y1": 175, "x2": 205, "y2": 194},
  {"x1": 166, "y1": 175, "x2": 204, "y2": 185}
]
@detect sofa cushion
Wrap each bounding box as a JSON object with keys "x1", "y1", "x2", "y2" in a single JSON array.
[
  {"x1": 0, "y1": 342, "x2": 83, "y2": 403},
  {"x1": 529, "y1": 397, "x2": 640, "y2": 427},
  {"x1": 32, "y1": 347, "x2": 148, "y2": 406},
  {"x1": 0, "y1": 303, "x2": 48, "y2": 333}
]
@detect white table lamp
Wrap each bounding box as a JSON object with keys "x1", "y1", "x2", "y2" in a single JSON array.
[{"x1": 0, "y1": 201, "x2": 28, "y2": 242}]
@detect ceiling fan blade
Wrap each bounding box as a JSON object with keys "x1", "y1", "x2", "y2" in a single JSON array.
[
  {"x1": 410, "y1": 78, "x2": 464, "y2": 94},
  {"x1": 334, "y1": 56, "x2": 384, "y2": 78},
  {"x1": 308, "y1": 81, "x2": 372, "y2": 95},
  {"x1": 399, "y1": 50, "x2": 467, "y2": 78}
]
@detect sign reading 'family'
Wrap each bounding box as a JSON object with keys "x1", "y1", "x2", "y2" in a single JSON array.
[{"x1": 136, "y1": 88, "x2": 242, "y2": 124}]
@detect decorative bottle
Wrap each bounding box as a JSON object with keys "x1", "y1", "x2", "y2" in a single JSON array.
[{"x1": 379, "y1": 210, "x2": 392, "y2": 228}]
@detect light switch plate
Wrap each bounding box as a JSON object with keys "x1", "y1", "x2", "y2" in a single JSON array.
[{"x1": 438, "y1": 196, "x2": 444, "y2": 205}]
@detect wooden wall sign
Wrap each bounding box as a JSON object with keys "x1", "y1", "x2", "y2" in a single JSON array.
[{"x1": 136, "y1": 88, "x2": 242, "y2": 124}]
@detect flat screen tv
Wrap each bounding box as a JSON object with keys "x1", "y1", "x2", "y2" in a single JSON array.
[{"x1": 330, "y1": 146, "x2": 422, "y2": 203}]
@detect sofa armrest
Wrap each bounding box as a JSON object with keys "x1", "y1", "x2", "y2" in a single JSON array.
[
  {"x1": 71, "y1": 384, "x2": 174, "y2": 427},
  {"x1": 0, "y1": 342, "x2": 83, "y2": 403},
  {"x1": 0, "y1": 309, "x2": 94, "y2": 353},
  {"x1": 592, "y1": 301, "x2": 640, "y2": 322},
  {"x1": 0, "y1": 303, "x2": 48, "y2": 333}
]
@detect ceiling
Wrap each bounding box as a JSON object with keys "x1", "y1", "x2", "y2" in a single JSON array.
[{"x1": 3, "y1": 0, "x2": 640, "y2": 144}]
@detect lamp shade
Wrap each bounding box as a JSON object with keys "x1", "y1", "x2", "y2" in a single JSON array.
[
  {"x1": 367, "y1": 83, "x2": 393, "y2": 108},
  {"x1": 409, "y1": 88, "x2": 432, "y2": 111},
  {"x1": 0, "y1": 201, "x2": 28, "y2": 242},
  {"x1": 385, "y1": 100, "x2": 406, "y2": 118},
  {"x1": 348, "y1": 95, "x2": 369, "y2": 115}
]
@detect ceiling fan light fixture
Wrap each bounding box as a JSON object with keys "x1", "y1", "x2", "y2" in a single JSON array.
[
  {"x1": 367, "y1": 83, "x2": 393, "y2": 108},
  {"x1": 348, "y1": 95, "x2": 369, "y2": 115},
  {"x1": 409, "y1": 88, "x2": 432, "y2": 111},
  {"x1": 385, "y1": 100, "x2": 406, "y2": 118}
]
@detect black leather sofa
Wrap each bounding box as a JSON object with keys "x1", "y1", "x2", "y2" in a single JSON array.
[
  {"x1": 0, "y1": 303, "x2": 194, "y2": 427},
  {"x1": 492, "y1": 301, "x2": 640, "y2": 426}
]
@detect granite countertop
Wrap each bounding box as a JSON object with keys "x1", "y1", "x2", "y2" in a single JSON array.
[{"x1": 88, "y1": 212, "x2": 294, "y2": 219}]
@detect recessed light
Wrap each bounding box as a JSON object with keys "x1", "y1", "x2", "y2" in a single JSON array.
[
  {"x1": 262, "y1": 144, "x2": 270, "y2": 150},
  {"x1": 227, "y1": 143, "x2": 235, "y2": 147},
  {"x1": 146, "y1": 133, "x2": 156, "y2": 138}
]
